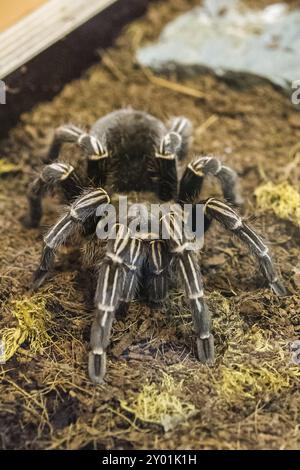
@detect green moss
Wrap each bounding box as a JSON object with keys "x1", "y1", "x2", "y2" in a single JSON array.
[
  {"x1": 216, "y1": 364, "x2": 299, "y2": 403},
  {"x1": 2, "y1": 293, "x2": 53, "y2": 361},
  {"x1": 255, "y1": 181, "x2": 300, "y2": 227},
  {"x1": 0, "y1": 158, "x2": 20, "y2": 176},
  {"x1": 120, "y1": 373, "x2": 196, "y2": 431}
]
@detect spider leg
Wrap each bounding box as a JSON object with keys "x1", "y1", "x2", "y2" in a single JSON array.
[
  {"x1": 204, "y1": 198, "x2": 286, "y2": 296},
  {"x1": 179, "y1": 155, "x2": 243, "y2": 206},
  {"x1": 145, "y1": 240, "x2": 169, "y2": 304},
  {"x1": 32, "y1": 188, "x2": 109, "y2": 289},
  {"x1": 89, "y1": 225, "x2": 144, "y2": 383},
  {"x1": 44, "y1": 124, "x2": 109, "y2": 185},
  {"x1": 167, "y1": 116, "x2": 193, "y2": 161},
  {"x1": 25, "y1": 162, "x2": 82, "y2": 228},
  {"x1": 155, "y1": 131, "x2": 182, "y2": 201},
  {"x1": 162, "y1": 212, "x2": 214, "y2": 364},
  {"x1": 44, "y1": 124, "x2": 83, "y2": 162}
]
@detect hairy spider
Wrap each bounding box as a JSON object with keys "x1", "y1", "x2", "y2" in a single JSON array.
[{"x1": 25, "y1": 108, "x2": 286, "y2": 383}]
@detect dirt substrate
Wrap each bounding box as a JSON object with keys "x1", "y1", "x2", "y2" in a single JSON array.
[{"x1": 0, "y1": 0, "x2": 300, "y2": 450}]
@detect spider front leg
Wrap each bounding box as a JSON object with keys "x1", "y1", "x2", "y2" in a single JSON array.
[
  {"x1": 167, "y1": 116, "x2": 193, "y2": 161},
  {"x1": 179, "y1": 155, "x2": 243, "y2": 206},
  {"x1": 145, "y1": 240, "x2": 169, "y2": 304},
  {"x1": 44, "y1": 124, "x2": 109, "y2": 185},
  {"x1": 32, "y1": 188, "x2": 109, "y2": 289},
  {"x1": 155, "y1": 131, "x2": 182, "y2": 201},
  {"x1": 162, "y1": 213, "x2": 214, "y2": 364},
  {"x1": 204, "y1": 198, "x2": 286, "y2": 296},
  {"x1": 25, "y1": 162, "x2": 82, "y2": 228},
  {"x1": 89, "y1": 225, "x2": 144, "y2": 384}
]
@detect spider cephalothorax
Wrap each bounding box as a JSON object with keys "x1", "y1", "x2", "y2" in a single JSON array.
[{"x1": 25, "y1": 108, "x2": 285, "y2": 383}]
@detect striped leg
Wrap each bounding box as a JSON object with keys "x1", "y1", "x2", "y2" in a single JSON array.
[
  {"x1": 89, "y1": 225, "x2": 143, "y2": 384},
  {"x1": 146, "y1": 240, "x2": 169, "y2": 304},
  {"x1": 155, "y1": 131, "x2": 182, "y2": 201},
  {"x1": 168, "y1": 116, "x2": 193, "y2": 161},
  {"x1": 162, "y1": 213, "x2": 214, "y2": 364},
  {"x1": 44, "y1": 124, "x2": 108, "y2": 185},
  {"x1": 204, "y1": 198, "x2": 286, "y2": 296},
  {"x1": 32, "y1": 188, "x2": 109, "y2": 289},
  {"x1": 25, "y1": 162, "x2": 82, "y2": 228},
  {"x1": 179, "y1": 155, "x2": 243, "y2": 206}
]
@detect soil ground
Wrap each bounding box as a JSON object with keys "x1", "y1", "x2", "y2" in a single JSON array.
[{"x1": 0, "y1": 0, "x2": 299, "y2": 450}]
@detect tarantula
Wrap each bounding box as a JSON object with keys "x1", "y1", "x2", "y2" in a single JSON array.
[{"x1": 25, "y1": 109, "x2": 285, "y2": 383}]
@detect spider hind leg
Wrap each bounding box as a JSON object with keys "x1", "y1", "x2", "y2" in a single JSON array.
[{"x1": 204, "y1": 198, "x2": 286, "y2": 296}]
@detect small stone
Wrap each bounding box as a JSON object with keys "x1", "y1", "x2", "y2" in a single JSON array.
[
  {"x1": 288, "y1": 113, "x2": 300, "y2": 128},
  {"x1": 137, "y1": 0, "x2": 300, "y2": 91},
  {"x1": 239, "y1": 299, "x2": 262, "y2": 317},
  {"x1": 206, "y1": 253, "x2": 226, "y2": 266},
  {"x1": 292, "y1": 272, "x2": 300, "y2": 289}
]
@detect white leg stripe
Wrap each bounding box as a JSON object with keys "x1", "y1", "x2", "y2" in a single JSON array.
[
  {"x1": 49, "y1": 162, "x2": 69, "y2": 173},
  {"x1": 151, "y1": 243, "x2": 160, "y2": 271},
  {"x1": 90, "y1": 136, "x2": 103, "y2": 155},
  {"x1": 70, "y1": 208, "x2": 79, "y2": 219},
  {"x1": 115, "y1": 232, "x2": 130, "y2": 255},
  {"x1": 106, "y1": 252, "x2": 123, "y2": 264},
  {"x1": 194, "y1": 298, "x2": 203, "y2": 313},
  {"x1": 100, "y1": 311, "x2": 108, "y2": 326},
  {"x1": 189, "y1": 291, "x2": 204, "y2": 299},
  {"x1": 208, "y1": 204, "x2": 241, "y2": 222},
  {"x1": 114, "y1": 225, "x2": 129, "y2": 252},
  {"x1": 177, "y1": 118, "x2": 187, "y2": 134},
  {"x1": 131, "y1": 241, "x2": 141, "y2": 265},
  {"x1": 77, "y1": 133, "x2": 89, "y2": 144},
  {"x1": 62, "y1": 127, "x2": 82, "y2": 137},
  {"x1": 179, "y1": 259, "x2": 192, "y2": 295},
  {"x1": 171, "y1": 242, "x2": 190, "y2": 254},
  {"x1": 213, "y1": 160, "x2": 222, "y2": 175},
  {"x1": 74, "y1": 193, "x2": 107, "y2": 209},
  {"x1": 187, "y1": 254, "x2": 201, "y2": 293},
  {"x1": 97, "y1": 304, "x2": 114, "y2": 314},
  {"x1": 76, "y1": 196, "x2": 105, "y2": 209},
  {"x1": 45, "y1": 219, "x2": 72, "y2": 247},
  {"x1": 93, "y1": 347, "x2": 104, "y2": 354},
  {"x1": 127, "y1": 275, "x2": 135, "y2": 298},
  {"x1": 110, "y1": 268, "x2": 119, "y2": 306},
  {"x1": 232, "y1": 219, "x2": 242, "y2": 230},
  {"x1": 101, "y1": 266, "x2": 110, "y2": 305},
  {"x1": 242, "y1": 231, "x2": 268, "y2": 255},
  {"x1": 200, "y1": 333, "x2": 210, "y2": 339}
]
